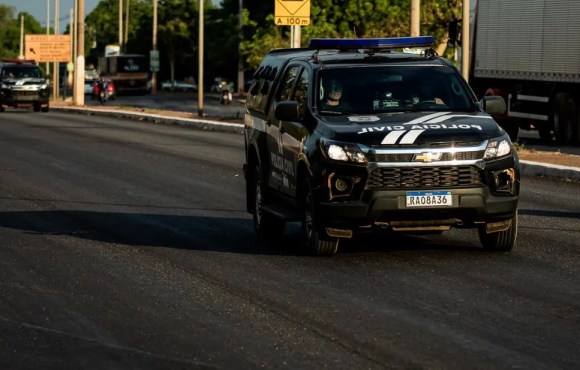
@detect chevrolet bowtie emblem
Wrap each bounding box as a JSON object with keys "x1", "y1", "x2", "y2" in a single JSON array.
[{"x1": 414, "y1": 152, "x2": 442, "y2": 163}]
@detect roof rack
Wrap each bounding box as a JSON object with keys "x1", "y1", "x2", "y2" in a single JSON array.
[{"x1": 308, "y1": 36, "x2": 435, "y2": 51}]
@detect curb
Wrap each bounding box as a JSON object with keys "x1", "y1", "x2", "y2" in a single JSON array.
[
  {"x1": 53, "y1": 105, "x2": 245, "y2": 134},
  {"x1": 520, "y1": 160, "x2": 580, "y2": 182},
  {"x1": 52, "y1": 105, "x2": 580, "y2": 182}
]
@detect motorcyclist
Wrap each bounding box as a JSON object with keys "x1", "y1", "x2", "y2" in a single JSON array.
[
  {"x1": 220, "y1": 81, "x2": 233, "y2": 105},
  {"x1": 95, "y1": 76, "x2": 109, "y2": 103}
]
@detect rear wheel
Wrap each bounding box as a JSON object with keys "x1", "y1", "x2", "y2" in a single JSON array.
[
  {"x1": 302, "y1": 179, "x2": 339, "y2": 256},
  {"x1": 553, "y1": 93, "x2": 575, "y2": 145},
  {"x1": 478, "y1": 213, "x2": 518, "y2": 252},
  {"x1": 252, "y1": 165, "x2": 285, "y2": 240}
]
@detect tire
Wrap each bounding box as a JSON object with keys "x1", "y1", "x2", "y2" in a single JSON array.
[
  {"x1": 478, "y1": 213, "x2": 518, "y2": 252},
  {"x1": 302, "y1": 179, "x2": 339, "y2": 256},
  {"x1": 252, "y1": 165, "x2": 285, "y2": 240},
  {"x1": 553, "y1": 94, "x2": 574, "y2": 145},
  {"x1": 538, "y1": 124, "x2": 553, "y2": 142},
  {"x1": 41, "y1": 104, "x2": 49, "y2": 113},
  {"x1": 33, "y1": 102, "x2": 41, "y2": 112}
]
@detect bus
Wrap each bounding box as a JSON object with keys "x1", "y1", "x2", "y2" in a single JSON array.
[{"x1": 98, "y1": 54, "x2": 149, "y2": 95}]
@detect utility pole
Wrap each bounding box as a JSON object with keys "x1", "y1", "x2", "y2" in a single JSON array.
[
  {"x1": 411, "y1": 0, "x2": 420, "y2": 36},
  {"x1": 237, "y1": 0, "x2": 243, "y2": 95},
  {"x1": 46, "y1": 0, "x2": 50, "y2": 75},
  {"x1": 18, "y1": 15, "x2": 24, "y2": 59},
  {"x1": 462, "y1": 0, "x2": 470, "y2": 82},
  {"x1": 290, "y1": 26, "x2": 300, "y2": 48},
  {"x1": 198, "y1": 0, "x2": 204, "y2": 117},
  {"x1": 151, "y1": 0, "x2": 158, "y2": 94},
  {"x1": 74, "y1": 0, "x2": 85, "y2": 106},
  {"x1": 53, "y1": 0, "x2": 60, "y2": 100},
  {"x1": 124, "y1": 0, "x2": 129, "y2": 46},
  {"x1": 119, "y1": 0, "x2": 123, "y2": 50}
]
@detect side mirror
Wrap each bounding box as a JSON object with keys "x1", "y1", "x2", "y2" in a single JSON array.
[
  {"x1": 275, "y1": 101, "x2": 300, "y2": 121},
  {"x1": 481, "y1": 95, "x2": 507, "y2": 115}
]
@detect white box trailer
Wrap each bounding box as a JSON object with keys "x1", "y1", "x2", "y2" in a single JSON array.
[{"x1": 470, "y1": 0, "x2": 580, "y2": 145}]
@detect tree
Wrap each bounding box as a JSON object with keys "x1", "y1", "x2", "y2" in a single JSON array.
[
  {"x1": 0, "y1": 6, "x2": 47, "y2": 62},
  {"x1": 238, "y1": 0, "x2": 463, "y2": 70}
]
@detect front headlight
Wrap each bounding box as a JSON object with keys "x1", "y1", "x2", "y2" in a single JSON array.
[
  {"x1": 484, "y1": 137, "x2": 512, "y2": 160},
  {"x1": 322, "y1": 140, "x2": 367, "y2": 164}
]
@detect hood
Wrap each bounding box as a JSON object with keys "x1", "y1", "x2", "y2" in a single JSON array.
[
  {"x1": 2, "y1": 78, "x2": 46, "y2": 87},
  {"x1": 318, "y1": 111, "x2": 505, "y2": 147}
]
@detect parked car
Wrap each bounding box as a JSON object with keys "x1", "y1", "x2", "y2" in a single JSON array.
[
  {"x1": 161, "y1": 80, "x2": 198, "y2": 92},
  {"x1": 84, "y1": 79, "x2": 94, "y2": 95}
]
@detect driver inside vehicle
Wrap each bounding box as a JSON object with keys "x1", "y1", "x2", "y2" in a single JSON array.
[
  {"x1": 320, "y1": 79, "x2": 353, "y2": 111},
  {"x1": 412, "y1": 84, "x2": 446, "y2": 105}
]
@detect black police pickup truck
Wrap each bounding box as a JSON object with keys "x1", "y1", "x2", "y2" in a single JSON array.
[
  {"x1": 243, "y1": 36, "x2": 520, "y2": 256},
  {"x1": 0, "y1": 59, "x2": 50, "y2": 112}
]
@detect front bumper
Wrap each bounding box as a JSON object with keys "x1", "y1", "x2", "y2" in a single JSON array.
[
  {"x1": 1, "y1": 88, "x2": 49, "y2": 107},
  {"x1": 315, "y1": 154, "x2": 520, "y2": 231},
  {"x1": 318, "y1": 186, "x2": 518, "y2": 229}
]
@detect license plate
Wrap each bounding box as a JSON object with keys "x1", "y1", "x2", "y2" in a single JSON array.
[{"x1": 406, "y1": 191, "x2": 452, "y2": 208}]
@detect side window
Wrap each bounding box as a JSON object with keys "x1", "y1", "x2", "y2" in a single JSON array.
[
  {"x1": 276, "y1": 66, "x2": 300, "y2": 102},
  {"x1": 294, "y1": 69, "x2": 309, "y2": 119}
]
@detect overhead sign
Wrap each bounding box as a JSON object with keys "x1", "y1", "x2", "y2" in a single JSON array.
[
  {"x1": 24, "y1": 34, "x2": 71, "y2": 63},
  {"x1": 275, "y1": 0, "x2": 311, "y2": 26}
]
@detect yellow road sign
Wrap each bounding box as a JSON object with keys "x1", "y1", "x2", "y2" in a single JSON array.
[
  {"x1": 24, "y1": 34, "x2": 71, "y2": 63},
  {"x1": 275, "y1": 0, "x2": 311, "y2": 26}
]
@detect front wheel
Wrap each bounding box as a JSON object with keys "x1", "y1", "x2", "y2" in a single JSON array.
[
  {"x1": 302, "y1": 179, "x2": 339, "y2": 256},
  {"x1": 478, "y1": 213, "x2": 518, "y2": 252}
]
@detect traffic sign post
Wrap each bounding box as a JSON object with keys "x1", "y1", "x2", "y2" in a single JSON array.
[
  {"x1": 275, "y1": 0, "x2": 311, "y2": 26},
  {"x1": 24, "y1": 34, "x2": 72, "y2": 63},
  {"x1": 150, "y1": 50, "x2": 160, "y2": 72}
]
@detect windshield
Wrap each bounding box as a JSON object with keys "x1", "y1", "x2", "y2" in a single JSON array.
[
  {"x1": 317, "y1": 65, "x2": 474, "y2": 115},
  {"x1": 1, "y1": 66, "x2": 43, "y2": 79}
]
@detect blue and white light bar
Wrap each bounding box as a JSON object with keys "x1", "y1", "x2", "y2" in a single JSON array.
[{"x1": 308, "y1": 36, "x2": 435, "y2": 50}]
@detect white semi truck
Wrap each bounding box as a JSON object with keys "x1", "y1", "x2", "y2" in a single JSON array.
[{"x1": 469, "y1": 0, "x2": 580, "y2": 145}]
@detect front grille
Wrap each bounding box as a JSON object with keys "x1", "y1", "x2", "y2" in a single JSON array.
[
  {"x1": 367, "y1": 150, "x2": 485, "y2": 162},
  {"x1": 12, "y1": 90, "x2": 38, "y2": 97},
  {"x1": 367, "y1": 166, "x2": 483, "y2": 189}
]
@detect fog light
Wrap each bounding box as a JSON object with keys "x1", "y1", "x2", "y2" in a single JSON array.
[
  {"x1": 493, "y1": 168, "x2": 515, "y2": 194},
  {"x1": 335, "y1": 178, "x2": 348, "y2": 192}
]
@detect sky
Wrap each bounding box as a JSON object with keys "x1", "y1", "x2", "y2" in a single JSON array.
[
  {"x1": 2, "y1": 0, "x2": 222, "y2": 32},
  {"x1": 3, "y1": 0, "x2": 475, "y2": 33},
  {"x1": 2, "y1": 0, "x2": 100, "y2": 30}
]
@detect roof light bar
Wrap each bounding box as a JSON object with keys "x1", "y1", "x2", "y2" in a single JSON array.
[{"x1": 308, "y1": 36, "x2": 435, "y2": 50}]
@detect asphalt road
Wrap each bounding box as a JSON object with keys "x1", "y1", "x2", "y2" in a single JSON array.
[{"x1": 0, "y1": 111, "x2": 579, "y2": 369}]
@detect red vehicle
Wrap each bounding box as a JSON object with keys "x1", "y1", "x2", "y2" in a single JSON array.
[{"x1": 91, "y1": 78, "x2": 116, "y2": 103}]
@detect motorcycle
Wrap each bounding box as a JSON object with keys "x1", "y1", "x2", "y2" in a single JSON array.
[
  {"x1": 220, "y1": 87, "x2": 233, "y2": 105},
  {"x1": 92, "y1": 78, "x2": 115, "y2": 104}
]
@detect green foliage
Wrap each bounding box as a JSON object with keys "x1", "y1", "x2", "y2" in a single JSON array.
[
  {"x1": 0, "y1": 5, "x2": 47, "y2": 60},
  {"x1": 1, "y1": 0, "x2": 464, "y2": 89}
]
